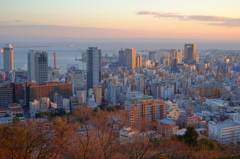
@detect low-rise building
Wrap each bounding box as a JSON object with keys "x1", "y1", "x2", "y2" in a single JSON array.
[{"x1": 208, "y1": 113, "x2": 240, "y2": 144}]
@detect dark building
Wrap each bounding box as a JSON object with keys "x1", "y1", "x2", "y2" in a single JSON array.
[
  {"x1": 183, "y1": 44, "x2": 197, "y2": 64},
  {"x1": 86, "y1": 47, "x2": 101, "y2": 93},
  {"x1": 15, "y1": 83, "x2": 25, "y2": 100},
  {"x1": 0, "y1": 83, "x2": 15, "y2": 108},
  {"x1": 118, "y1": 49, "x2": 125, "y2": 66},
  {"x1": 25, "y1": 81, "x2": 72, "y2": 109}
]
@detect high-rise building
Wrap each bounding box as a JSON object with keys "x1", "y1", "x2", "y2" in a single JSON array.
[
  {"x1": 3, "y1": 44, "x2": 14, "y2": 72},
  {"x1": 149, "y1": 51, "x2": 157, "y2": 61},
  {"x1": 170, "y1": 49, "x2": 182, "y2": 63},
  {"x1": 118, "y1": 49, "x2": 125, "y2": 66},
  {"x1": 0, "y1": 83, "x2": 15, "y2": 108},
  {"x1": 86, "y1": 47, "x2": 101, "y2": 92},
  {"x1": 136, "y1": 55, "x2": 142, "y2": 67},
  {"x1": 93, "y1": 86, "x2": 102, "y2": 106},
  {"x1": 108, "y1": 81, "x2": 116, "y2": 103},
  {"x1": 125, "y1": 48, "x2": 136, "y2": 70},
  {"x1": 28, "y1": 50, "x2": 48, "y2": 83},
  {"x1": 183, "y1": 44, "x2": 197, "y2": 64}
]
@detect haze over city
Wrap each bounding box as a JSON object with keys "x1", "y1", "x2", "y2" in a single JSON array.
[{"x1": 2, "y1": 1, "x2": 240, "y2": 159}]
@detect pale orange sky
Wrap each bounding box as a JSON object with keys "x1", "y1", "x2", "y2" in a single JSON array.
[{"x1": 1, "y1": 0, "x2": 240, "y2": 40}]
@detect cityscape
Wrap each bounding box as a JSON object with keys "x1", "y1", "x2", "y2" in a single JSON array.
[{"x1": 1, "y1": 0, "x2": 240, "y2": 158}]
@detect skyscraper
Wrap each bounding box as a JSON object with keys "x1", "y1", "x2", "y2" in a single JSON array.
[
  {"x1": 86, "y1": 47, "x2": 101, "y2": 92},
  {"x1": 170, "y1": 49, "x2": 182, "y2": 63},
  {"x1": 3, "y1": 44, "x2": 14, "y2": 72},
  {"x1": 118, "y1": 49, "x2": 125, "y2": 66},
  {"x1": 136, "y1": 55, "x2": 142, "y2": 67},
  {"x1": 183, "y1": 44, "x2": 197, "y2": 64},
  {"x1": 149, "y1": 51, "x2": 157, "y2": 61},
  {"x1": 28, "y1": 50, "x2": 48, "y2": 83},
  {"x1": 125, "y1": 48, "x2": 136, "y2": 70}
]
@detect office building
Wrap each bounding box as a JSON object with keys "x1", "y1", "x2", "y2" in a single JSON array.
[
  {"x1": 170, "y1": 49, "x2": 182, "y2": 63},
  {"x1": 108, "y1": 81, "x2": 116, "y2": 103},
  {"x1": 125, "y1": 48, "x2": 136, "y2": 70},
  {"x1": 183, "y1": 44, "x2": 197, "y2": 64},
  {"x1": 28, "y1": 50, "x2": 48, "y2": 83},
  {"x1": 25, "y1": 81, "x2": 72, "y2": 108},
  {"x1": 208, "y1": 113, "x2": 240, "y2": 144},
  {"x1": 149, "y1": 51, "x2": 157, "y2": 61},
  {"x1": 3, "y1": 44, "x2": 14, "y2": 72},
  {"x1": 118, "y1": 49, "x2": 125, "y2": 66},
  {"x1": 86, "y1": 47, "x2": 101, "y2": 92},
  {"x1": 0, "y1": 83, "x2": 15, "y2": 108},
  {"x1": 136, "y1": 55, "x2": 142, "y2": 67}
]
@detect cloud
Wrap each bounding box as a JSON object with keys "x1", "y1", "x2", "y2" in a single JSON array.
[
  {"x1": 0, "y1": 20, "x2": 21, "y2": 24},
  {"x1": 137, "y1": 10, "x2": 240, "y2": 27}
]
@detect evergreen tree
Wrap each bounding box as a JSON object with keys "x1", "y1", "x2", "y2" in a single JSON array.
[{"x1": 183, "y1": 126, "x2": 199, "y2": 146}]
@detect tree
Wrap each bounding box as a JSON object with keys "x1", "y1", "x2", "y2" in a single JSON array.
[
  {"x1": 183, "y1": 126, "x2": 199, "y2": 147},
  {"x1": 199, "y1": 138, "x2": 216, "y2": 150},
  {"x1": 12, "y1": 116, "x2": 20, "y2": 124},
  {"x1": 57, "y1": 109, "x2": 67, "y2": 116}
]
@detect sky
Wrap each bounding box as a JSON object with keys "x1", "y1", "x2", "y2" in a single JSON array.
[{"x1": 1, "y1": 0, "x2": 240, "y2": 42}]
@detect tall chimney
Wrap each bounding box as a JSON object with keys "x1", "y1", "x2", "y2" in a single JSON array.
[{"x1": 53, "y1": 52, "x2": 57, "y2": 69}]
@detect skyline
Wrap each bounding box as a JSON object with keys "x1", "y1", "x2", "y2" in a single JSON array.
[{"x1": 1, "y1": 0, "x2": 240, "y2": 42}]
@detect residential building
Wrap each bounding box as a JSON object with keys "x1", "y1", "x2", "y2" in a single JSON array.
[
  {"x1": 25, "y1": 81, "x2": 72, "y2": 108},
  {"x1": 125, "y1": 96, "x2": 167, "y2": 128},
  {"x1": 156, "y1": 119, "x2": 179, "y2": 136}
]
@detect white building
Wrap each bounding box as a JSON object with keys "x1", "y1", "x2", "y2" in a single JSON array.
[
  {"x1": 3, "y1": 44, "x2": 14, "y2": 72},
  {"x1": 165, "y1": 101, "x2": 181, "y2": 120},
  {"x1": 29, "y1": 97, "x2": 52, "y2": 118},
  {"x1": 28, "y1": 50, "x2": 48, "y2": 83},
  {"x1": 208, "y1": 113, "x2": 240, "y2": 144}
]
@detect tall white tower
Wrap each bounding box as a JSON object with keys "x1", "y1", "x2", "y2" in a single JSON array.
[{"x1": 3, "y1": 44, "x2": 14, "y2": 72}]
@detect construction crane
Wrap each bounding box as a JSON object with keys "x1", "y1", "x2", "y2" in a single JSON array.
[{"x1": 75, "y1": 49, "x2": 86, "y2": 62}]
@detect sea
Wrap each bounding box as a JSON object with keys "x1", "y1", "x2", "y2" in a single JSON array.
[{"x1": 0, "y1": 41, "x2": 240, "y2": 70}]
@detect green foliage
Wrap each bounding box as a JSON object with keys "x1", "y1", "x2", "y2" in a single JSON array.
[
  {"x1": 35, "y1": 109, "x2": 67, "y2": 118},
  {"x1": 183, "y1": 126, "x2": 199, "y2": 146},
  {"x1": 35, "y1": 112, "x2": 50, "y2": 118},
  {"x1": 57, "y1": 109, "x2": 67, "y2": 116},
  {"x1": 12, "y1": 116, "x2": 20, "y2": 124},
  {"x1": 199, "y1": 138, "x2": 216, "y2": 150},
  {"x1": 16, "y1": 113, "x2": 23, "y2": 117},
  {"x1": 102, "y1": 105, "x2": 124, "y2": 112}
]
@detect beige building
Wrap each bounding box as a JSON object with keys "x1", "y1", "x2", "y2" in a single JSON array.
[
  {"x1": 93, "y1": 86, "x2": 102, "y2": 106},
  {"x1": 136, "y1": 55, "x2": 142, "y2": 67},
  {"x1": 156, "y1": 119, "x2": 179, "y2": 137},
  {"x1": 125, "y1": 97, "x2": 167, "y2": 128}
]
